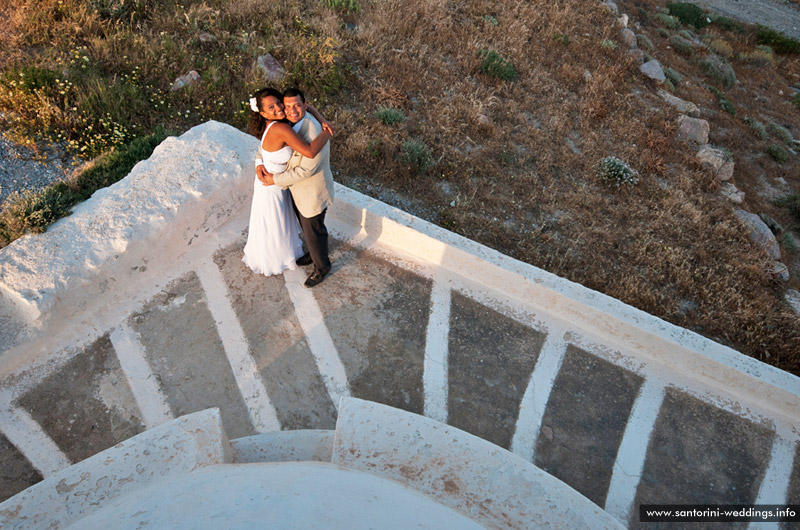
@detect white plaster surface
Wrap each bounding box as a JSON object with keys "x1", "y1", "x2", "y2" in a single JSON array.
[
  {"x1": 0, "y1": 121, "x2": 253, "y2": 323},
  {"x1": 65, "y1": 462, "x2": 485, "y2": 530},
  {"x1": 332, "y1": 397, "x2": 625, "y2": 529},
  {"x1": 231, "y1": 430, "x2": 334, "y2": 463},
  {"x1": 0, "y1": 408, "x2": 231, "y2": 530}
]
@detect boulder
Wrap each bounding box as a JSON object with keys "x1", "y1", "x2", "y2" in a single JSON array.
[
  {"x1": 621, "y1": 28, "x2": 637, "y2": 49},
  {"x1": 640, "y1": 60, "x2": 665, "y2": 83},
  {"x1": 618, "y1": 14, "x2": 629, "y2": 28},
  {"x1": 170, "y1": 70, "x2": 200, "y2": 92},
  {"x1": 257, "y1": 54, "x2": 287, "y2": 83},
  {"x1": 773, "y1": 261, "x2": 790, "y2": 281},
  {"x1": 696, "y1": 145, "x2": 734, "y2": 181},
  {"x1": 629, "y1": 49, "x2": 645, "y2": 64},
  {"x1": 786, "y1": 289, "x2": 800, "y2": 316},
  {"x1": 676, "y1": 115, "x2": 709, "y2": 144},
  {"x1": 603, "y1": 1, "x2": 619, "y2": 14},
  {"x1": 657, "y1": 89, "x2": 700, "y2": 117},
  {"x1": 734, "y1": 209, "x2": 781, "y2": 260},
  {"x1": 719, "y1": 182, "x2": 745, "y2": 203}
]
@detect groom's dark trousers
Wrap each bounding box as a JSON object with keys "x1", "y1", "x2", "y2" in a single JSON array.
[{"x1": 292, "y1": 196, "x2": 331, "y2": 277}]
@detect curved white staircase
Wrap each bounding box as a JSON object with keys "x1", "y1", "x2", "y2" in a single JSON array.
[{"x1": 0, "y1": 398, "x2": 623, "y2": 529}]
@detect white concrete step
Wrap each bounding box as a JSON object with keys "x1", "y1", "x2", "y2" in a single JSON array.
[
  {"x1": 231, "y1": 430, "x2": 334, "y2": 463},
  {"x1": 0, "y1": 408, "x2": 231, "y2": 530},
  {"x1": 333, "y1": 397, "x2": 625, "y2": 529}
]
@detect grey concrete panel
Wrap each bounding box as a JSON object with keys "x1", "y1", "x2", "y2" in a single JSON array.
[
  {"x1": 213, "y1": 242, "x2": 336, "y2": 430},
  {"x1": 447, "y1": 292, "x2": 545, "y2": 449},
  {"x1": 15, "y1": 334, "x2": 144, "y2": 463},
  {"x1": 129, "y1": 272, "x2": 255, "y2": 438},
  {"x1": 632, "y1": 388, "x2": 775, "y2": 529},
  {"x1": 313, "y1": 242, "x2": 430, "y2": 415},
  {"x1": 782, "y1": 443, "x2": 800, "y2": 530},
  {"x1": 534, "y1": 346, "x2": 643, "y2": 507},
  {"x1": 0, "y1": 433, "x2": 43, "y2": 503}
]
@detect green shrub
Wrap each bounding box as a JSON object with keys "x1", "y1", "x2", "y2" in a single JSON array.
[
  {"x1": 478, "y1": 50, "x2": 518, "y2": 81},
  {"x1": 670, "y1": 35, "x2": 695, "y2": 56},
  {"x1": 768, "y1": 121, "x2": 795, "y2": 144},
  {"x1": 667, "y1": 2, "x2": 709, "y2": 29},
  {"x1": 484, "y1": 15, "x2": 499, "y2": 26},
  {"x1": 601, "y1": 39, "x2": 617, "y2": 50},
  {"x1": 767, "y1": 143, "x2": 790, "y2": 163},
  {"x1": 637, "y1": 34, "x2": 654, "y2": 51},
  {"x1": 793, "y1": 93, "x2": 800, "y2": 111},
  {"x1": 321, "y1": 0, "x2": 360, "y2": 13},
  {"x1": 740, "y1": 49, "x2": 775, "y2": 67},
  {"x1": 711, "y1": 15, "x2": 743, "y2": 33},
  {"x1": 664, "y1": 67, "x2": 682, "y2": 85},
  {"x1": 709, "y1": 38, "x2": 733, "y2": 58},
  {"x1": 744, "y1": 117, "x2": 769, "y2": 140},
  {"x1": 756, "y1": 25, "x2": 800, "y2": 54},
  {"x1": 657, "y1": 28, "x2": 671, "y2": 38},
  {"x1": 655, "y1": 13, "x2": 681, "y2": 29},
  {"x1": 552, "y1": 31, "x2": 570, "y2": 46},
  {"x1": 595, "y1": 156, "x2": 639, "y2": 188},
  {"x1": 401, "y1": 139, "x2": 434, "y2": 173},
  {"x1": 700, "y1": 54, "x2": 737, "y2": 88},
  {"x1": 374, "y1": 106, "x2": 406, "y2": 125},
  {"x1": 776, "y1": 193, "x2": 800, "y2": 224},
  {"x1": 782, "y1": 232, "x2": 798, "y2": 253},
  {"x1": 664, "y1": 79, "x2": 676, "y2": 93},
  {"x1": 706, "y1": 85, "x2": 735, "y2": 115},
  {"x1": 679, "y1": 29, "x2": 694, "y2": 40}
]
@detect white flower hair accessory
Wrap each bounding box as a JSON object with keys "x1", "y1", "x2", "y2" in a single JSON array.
[{"x1": 249, "y1": 97, "x2": 259, "y2": 113}]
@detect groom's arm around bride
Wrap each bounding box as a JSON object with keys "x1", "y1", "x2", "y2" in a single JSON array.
[{"x1": 261, "y1": 88, "x2": 335, "y2": 287}]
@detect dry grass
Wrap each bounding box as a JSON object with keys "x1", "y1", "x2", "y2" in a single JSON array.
[{"x1": 2, "y1": 0, "x2": 800, "y2": 373}]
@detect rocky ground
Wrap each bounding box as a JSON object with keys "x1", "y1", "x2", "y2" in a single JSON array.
[
  {"x1": 0, "y1": 136, "x2": 77, "y2": 206},
  {"x1": 693, "y1": 0, "x2": 800, "y2": 39}
]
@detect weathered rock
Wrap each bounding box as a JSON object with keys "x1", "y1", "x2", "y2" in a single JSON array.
[
  {"x1": 720, "y1": 182, "x2": 745, "y2": 203},
  {"x1": 657, "y1": 89, "x2": 700, "y2": 117},
  {"x1": 257, "y1": 54, "x2": 287, "y2": 83},
  {"x1": 640, "y1": 60, "x2": 665, "y2": 83},
  {"x1": 773, "y1": 261, "x2": 790, "y2": 281},
  {"x1": 676, "y1": 115, "x2": 709, "y2": 144},
  {"x1": 734, "y1": 209, "x2": 781, "y2": 260},
  {"x1": 618, "y1": 14, "x2": 629, "y2": 28},
  {"x1": 621, "y1": 28, "x2": 637, "y2": 49},
  {"x1": 603, "y1": 1, "x2": 619, "y2": 14},
  {"x1": 476, "y1": 113, "x2": 490, "y2": 126},
  {"x1": 170, "y1": 70, "x2": 200, "y2": 92},
  {"x1": 629, "y1": 49, "x2": 645, "y2": 64},
  {"x1": 696, "y1": 145, "x2": 734, "y2": 181},
  {"x1": 197, "y1": 31, "x2": 215, "y2": 43},
  {"x1": 583, "y1": 69, "x2": 593, "y2": 82},
  {"x1": 786, "y1": 289, "x2": 800, "y2": 316}
]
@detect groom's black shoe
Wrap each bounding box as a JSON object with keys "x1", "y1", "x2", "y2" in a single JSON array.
[
  {"x1": 304, "y1": 270, "x2": 328, "y2": 288},
  {"x1": 296, "y1": 253, "x2": 313, "y2": 266}
]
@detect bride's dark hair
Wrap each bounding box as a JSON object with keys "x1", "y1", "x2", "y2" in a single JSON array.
[{"x1": 248, "y1": 87, "x2": 284, "y2": 138}]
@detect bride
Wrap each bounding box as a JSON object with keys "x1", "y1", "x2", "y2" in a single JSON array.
[{"x1": 243, "y1": 87, "x2": 332, "y2": 276}]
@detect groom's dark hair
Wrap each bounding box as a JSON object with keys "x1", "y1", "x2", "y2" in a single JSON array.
[{"x1": 283, "y1": 87, "x2": 305, "y2": 103}]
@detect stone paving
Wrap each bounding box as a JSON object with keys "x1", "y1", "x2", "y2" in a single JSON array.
[{"x1": 0, "y1": 123, "x2": 798, "y2": 528}]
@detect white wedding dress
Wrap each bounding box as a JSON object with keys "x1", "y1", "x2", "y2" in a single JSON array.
[{"x1": 242, "y1": 121, "x2": 304, "y2": 276}]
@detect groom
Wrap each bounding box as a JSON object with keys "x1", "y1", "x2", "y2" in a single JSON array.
[{"x1": 257, "y1": 88, "x2": 334, "y2": 288}]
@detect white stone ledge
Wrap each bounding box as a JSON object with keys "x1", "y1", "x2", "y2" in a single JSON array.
[
  {"x1": 0, "y1": 121, "x2": 255, "y2": 324},
  {"x1": 329, "y1": 184, "x2": 800, "y2": 421}
]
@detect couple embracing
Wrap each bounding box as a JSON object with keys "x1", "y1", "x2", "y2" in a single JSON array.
[{"x1": 243, "y1": 87, "x2": 335, "y2": 288}]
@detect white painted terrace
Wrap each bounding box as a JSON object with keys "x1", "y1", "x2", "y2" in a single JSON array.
[{"x1": 0, "y1": 122, "x2": 798, "y2": 528}]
